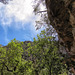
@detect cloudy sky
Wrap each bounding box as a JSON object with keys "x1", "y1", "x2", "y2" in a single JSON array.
[{"x1": 0, "y1": 0, "x2": 45, "y2": 46}]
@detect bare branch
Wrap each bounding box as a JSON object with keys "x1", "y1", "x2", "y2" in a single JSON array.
[{"x1": 37, "y1": 10, "x2": 47, "y2": 13}]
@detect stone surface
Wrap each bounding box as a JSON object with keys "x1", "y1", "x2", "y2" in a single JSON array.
[{"x1": 45, "y1": 0, "x2": 75, "y2": 74}]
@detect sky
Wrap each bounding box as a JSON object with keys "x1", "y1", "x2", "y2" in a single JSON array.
[{"x1": 0, "y1": 0, "x2": 45, "y2": 46}]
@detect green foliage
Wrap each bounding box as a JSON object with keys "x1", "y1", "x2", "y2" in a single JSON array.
[
  {"x1": 0, "y1": 47, "x2": 6, "y2": 69},
  {"x1": 17, "y1": 59, "x2": 33, "y2": 75},
  {"x1": 0, "y1": 39, "x2": 24, "y2": 75},
  {"x1": 7, "y1": 39, "x2": 23, "y2": 63},
  {"x1": 26, "y1": 30, "x2": 67, "y2": 75},
  {"x1": 0, "y1": 31, "x2": 67, "y2": 75}
]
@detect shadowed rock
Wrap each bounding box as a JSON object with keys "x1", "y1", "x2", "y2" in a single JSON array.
[{"x1": 45, "y1": 0, "x2": 75, "y2": 74}]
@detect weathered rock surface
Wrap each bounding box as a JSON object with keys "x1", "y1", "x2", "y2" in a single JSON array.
[{"x1": 45, "y1": 0, "x2": 75, "y2": 74}]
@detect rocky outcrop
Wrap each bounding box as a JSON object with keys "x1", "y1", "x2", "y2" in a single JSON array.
[{"x1": 45, "y1": 0, "x2": 75, "y2": 74}]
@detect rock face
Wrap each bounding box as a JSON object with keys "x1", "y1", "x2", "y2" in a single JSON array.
[{"x1": 45, "y1": 0, "x2": 75, "y2": 74}]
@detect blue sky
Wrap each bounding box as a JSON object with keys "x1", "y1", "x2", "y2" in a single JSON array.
[
  {"x1": 0, "y1": 0, "x2": 45, "y2": 46},
  {"x1": 0, "y1": 21, "x2": 43, "y2": 46}
]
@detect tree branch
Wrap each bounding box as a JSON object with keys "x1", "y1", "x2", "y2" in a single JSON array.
[
  {"x1": 37, "y1": 10, "x2": 47, "y2": 13},
  {"x1": 4, "y1": 61, "x2": 19, "y2": 72}
]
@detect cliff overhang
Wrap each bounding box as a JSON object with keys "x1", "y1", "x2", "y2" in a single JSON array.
[{"x1": 45, "y1": 0, "x2": 75, "y2": 74}]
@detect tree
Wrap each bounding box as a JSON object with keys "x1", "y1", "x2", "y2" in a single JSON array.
[
  {"x1": 33, "y1": 0, "x2": 58, "y2": 44},
  {"x1": 0, "y1": 34, "x2": 67, "y2": 75},
  {"x1": 33, "y1": 0, "x2": 75, "y2": 74},
  {"x1": 26, "y1": 30, "x2": 67, "y2": 75},
  {"x1": 0, "y1": 47, "x2": 6, "y2": 75},
  {"x1": 0, "y1": 39, "x2": 35, "y2": 75},
  {"x1": 0, "y1": 39, "x2": 24, "y2": 75}
]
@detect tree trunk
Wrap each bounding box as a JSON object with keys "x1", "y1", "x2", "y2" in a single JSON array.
[
  {"x1": 35, "y1": 70, "x2": 38, "y2": 75},
  {"x1": 49, "y1": 67, "x2": 51, "y2": 75},
  {"x1": 1, "y1": 69, "x2": 3, "y2": 75},
  {"x1": 1, "y1": 65, "x2": 4, "y2": 75}
]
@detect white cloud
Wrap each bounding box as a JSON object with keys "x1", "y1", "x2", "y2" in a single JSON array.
[
  {"x1": 0, "y1": 0, "x2": 45, "y2": 41},
  {"x1": 5, "y1": 0, "x2": 34, "y2": 22},
  {"x1": 0, "y1": 0, "x2": 35, "y2": 27},
  {"x1": 0, "y1": 0, "x2": 46, "y2": 45},
  {"x1": 0, "y1": 0, "x2": 46, "y2": 29}
]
